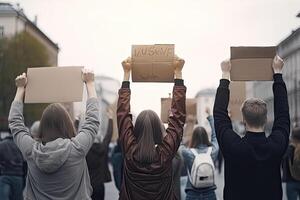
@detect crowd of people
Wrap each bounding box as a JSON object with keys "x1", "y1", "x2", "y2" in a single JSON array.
[{"x1": 0, "y1": 55, "x2": 298, "y2": 200}]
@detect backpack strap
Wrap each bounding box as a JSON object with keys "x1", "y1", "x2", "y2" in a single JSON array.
[
  {"x1": 206, "y1": 147, "x2": 213, "y2": 155},
  {"x1": 190, "y1": 148, "x2": 198, "y2": 157}
]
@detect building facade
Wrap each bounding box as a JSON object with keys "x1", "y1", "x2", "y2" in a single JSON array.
[
  {"x1": 0, "y1": 3, "x2": 59, "y2": 65},
  {"x1": 251, "y1": 24, "x2": 300, "y2": 127},
  {"x1": 0, "y1": 3, "x2": 60, "y2": 130}
]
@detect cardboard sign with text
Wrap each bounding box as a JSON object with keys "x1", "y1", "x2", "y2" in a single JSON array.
[
  {"x1": 161, "y1": 98, "x2": 197, "y2": 123},
  {"x1": 230, "y1": 46, "x2": 277, "y2": 81},
  {"x1": 229, "y1": 81, "x2": 246, "y2": 121},
  {"x1": 25, "y1": 66, "x2": 84, "y2": 103},
  {"x1": 132, "y1": 44, "x2": 175, "y2": 82}
]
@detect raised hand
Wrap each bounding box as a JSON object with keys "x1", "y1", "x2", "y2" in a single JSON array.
[
  {"x1": 173, "y1": 55, "x2": 185, "y2": 79},
  {"x1": 82, "y1": 68, "x2": 95, "y2": 83},
  {"x1": 221, "y1": 59, "x2": 231, "y2": 80},
  {"x1": 122, "y1": 57, "x2": 132, "y2": 81},
  {"x1": 15, "y1": 73, "x2": 27, "y2": 88},
  {"x1": 205, "y1": 107, "x2": 211, "y2": 116},
  {"x1": 272, "y1": 55, "x2": 284, "y2": 74},
  {"x1": 82, "y1": 68, "x2": 97, "y2": 98},
  {"x1": 106, "y1": 106, "x2": 114, "y2": 119}
]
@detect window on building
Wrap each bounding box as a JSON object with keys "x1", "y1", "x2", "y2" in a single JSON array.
[{"x1": 0, "y1": 26, "x2": 4, "y2": 38}]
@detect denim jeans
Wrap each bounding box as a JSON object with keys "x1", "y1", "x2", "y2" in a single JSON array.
[
  {"x1": 181, "y1": 176, "x2": 188, "y2": 200},
  {"x1": 0, "y1": 175, "x2": 24, "y2": 200},
  {"x1": 186, "y1": 190, "x2": 217, "y2": 200},
  {"x1": 286, "y1": 182, "x2": 300, "y2": 200}
]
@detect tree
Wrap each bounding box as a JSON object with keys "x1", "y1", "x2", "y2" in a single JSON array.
[{"x1": 0, "y1": 31, "x2": 50, "y2": 130}]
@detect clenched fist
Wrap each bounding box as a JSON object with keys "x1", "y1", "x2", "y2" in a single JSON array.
[
  {"x1": 82, "y1": 68, "x2": 95, "y2": 83},
  {"x1": 15, "y1": 73, "x2": 27, "y2": 88},
  {"x1": 272, "y1": 55, "x2": 284, "y2": 74}
]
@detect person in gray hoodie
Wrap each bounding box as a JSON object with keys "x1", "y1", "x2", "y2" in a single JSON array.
[{"x1": 8, "y1": 69, "x2": 100, "y2": 200}]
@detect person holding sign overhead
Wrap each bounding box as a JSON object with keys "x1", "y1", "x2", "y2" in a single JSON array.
[
  {"x1": 8, "y1": 69, "x2": 100, "y2": 200},
  {"x1": 117, "y1": 56, "x2": 186, "y2": 200},
  {"x1": 213, "y1": 56, "x2": 290, "y2": 200}
]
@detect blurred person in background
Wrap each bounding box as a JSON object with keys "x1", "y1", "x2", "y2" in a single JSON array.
[
  {"x1": 179, "y1": 115, "x2": 197, "y2": 200},
  {"x1": 111, "y1": 139, "x2": 123, "y2": 192},
  {"x1": 0, "y1": 128, "x2": 26, "y2": 200},
  {"x1": 86, "y1": 108, "x2": 113, "y2": 200},
  {"x1": 181, "y1": 108, "x2": 219, "y2": 200},
  {"x1": 282, "y1": 127, "x2": 300, "y2": 200}
]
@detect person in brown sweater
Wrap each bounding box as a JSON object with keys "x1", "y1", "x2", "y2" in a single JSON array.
[{"x1": 117, "y1": 56, "x2": 186, "y2": 200}]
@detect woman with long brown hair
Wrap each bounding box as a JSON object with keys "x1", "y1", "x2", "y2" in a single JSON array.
[
  {"x1": 181, "y1": 108, "x2": 219, "y2": 200},
  {"x1": 117, "y1": 56, "x2": 186, "y2": 200},
  {"x1": 8, "y1": 69, "x2": 100, "y2": 200}
]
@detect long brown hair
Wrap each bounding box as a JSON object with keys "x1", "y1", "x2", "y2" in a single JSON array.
[
  {"x1": 133, "y1": 110, "x2": 163, "y2": 163},
  {"x1": 38, "y1": 103, "x2": 76, "y2": 144},
  {"x1": 189, "y1": 126, "x2": 211, "y2": 148}
]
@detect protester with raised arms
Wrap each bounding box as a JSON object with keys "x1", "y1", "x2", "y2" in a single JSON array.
[
  {"x1": 8, "y1": 69, "x2": 100, "y2": 200},
  {"x1": 213, "y1": 56, "x2": 290, "y2": 200},
  {"x1": 181, "y1": 107, "x2": 219, "y2": 200},
  {"x1": 117, "y1": 56, "x2": 186, "y2": 200}
]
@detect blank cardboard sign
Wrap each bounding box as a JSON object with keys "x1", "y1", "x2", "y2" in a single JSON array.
[
  {"x1": 132, "y1": 44, "x2": 175, "y2": 82},
  {"x1": 230, "y1": 46, "x2": 277, "y2": 81},
  {"x1": 25, "y1": 66, "x2": 84, "y2": 103},
  {"x1": 229, "y1": 81, "x2": 246, "y2": 121},
  {"x1": 161, "y1": 98, "x2": 197, "y2": 123}
]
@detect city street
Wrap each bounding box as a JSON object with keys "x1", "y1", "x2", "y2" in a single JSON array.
[{"x1": 104, "y1": 164, "x2": 288, "y2": 200}]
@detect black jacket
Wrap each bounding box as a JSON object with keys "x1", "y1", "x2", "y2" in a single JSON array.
[
  {"x1": 0, "y1": 136, "x2": 25, "y2": 176},
  {"x1": 213, "y1": 74, "x2": 290, "y2": 200},
  {"x1": 86, "y1": 119, "x2": 113, "y2": 189}
]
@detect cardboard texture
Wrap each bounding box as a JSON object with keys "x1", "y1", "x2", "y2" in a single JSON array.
[
  {"x1": 131, "y1": 44, "x2": 175, "y2": 82},
  {"x1": 161, "y1": 98, "x2": 197, "y2": 123},
  {"x1": 229, "y1": 81, "x2": 246, "y2": 121},
  {"x1": 25, "y1": 66, "x2": 84, "y2": 103},
  {"x1": 230, "y1": 46, "x2": 276, "y2": 81}
]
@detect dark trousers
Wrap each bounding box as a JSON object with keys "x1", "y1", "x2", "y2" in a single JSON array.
[
  {"x1": 0, "y1": 175, "x2": 24, "y2": 200},
  {"x1": 91, "y1": 184, "x2": 105, "y2": 200},
  {"x1": 287, "y1": 182, "x2": 300, "y2": 200}
]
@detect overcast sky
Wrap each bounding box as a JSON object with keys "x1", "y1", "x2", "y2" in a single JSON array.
[{"x1": 7, "y1": 0, "x2": 300, "y2": 114}]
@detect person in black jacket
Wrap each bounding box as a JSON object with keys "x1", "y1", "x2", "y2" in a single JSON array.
[
  {"x1": 86, "y1": 109, "x2": 113, "y2": 200},
  {"x1": 0, "y1": 129, "x2": 26, "y2": 200},
  {"x1": 213, "y1": 55, "x2": 290, "y2": 200},
  {"x1": 111, "y1": 139, "x2": 123, "y2": 192},
  {"x1": 282, "y1": 127, "x2": 300, "y2": 200}
]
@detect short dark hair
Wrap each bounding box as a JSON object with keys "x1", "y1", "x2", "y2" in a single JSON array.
[{"x1": 241, "y1": 98, "x2": 267, "y2": 128}]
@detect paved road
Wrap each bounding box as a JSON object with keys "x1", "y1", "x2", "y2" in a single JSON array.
[{"x1": 104, "y1": 164, "x2": 288, "y2": 200}]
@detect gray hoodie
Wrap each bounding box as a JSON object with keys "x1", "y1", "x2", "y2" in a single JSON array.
[{"x1": 8, "y1": 98, "x2": 100, "y2": 200}]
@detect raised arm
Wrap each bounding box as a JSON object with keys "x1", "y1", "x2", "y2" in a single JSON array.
[
  {"x1": 206, "y1": 107, "x2": 219, "y2": 160},
  {"x1": 73, "y1": 69, "x2": 100, "y2": 156},
  {"x1": 159, "y1": 56, "x2": 186, "y2": 162},
  {"x1": 8, "y1": 73, "x2": 35, "y2": 159},
  {"x1": 117, "y1": 57, "x2": 135, "y2": 154},
  {"x1": 270, "y1": 56, "x2": 290, "y2": 153},
  {"x1": 213, "y1": 60, "x2": 240, "y2": 154}
]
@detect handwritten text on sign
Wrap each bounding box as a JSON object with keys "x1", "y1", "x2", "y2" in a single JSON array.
[
  {"x1": 131, "y1": 44, "x2": 175, "y2": 82},
  {"x1": 132, "y1": 44, "x2": 174, "y2": 62}
]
